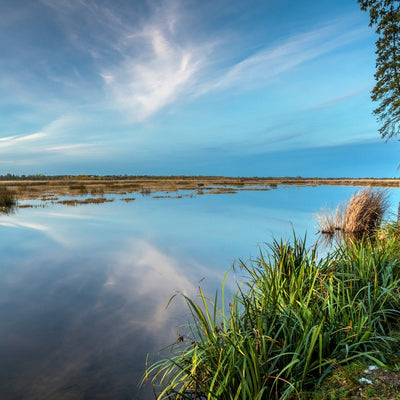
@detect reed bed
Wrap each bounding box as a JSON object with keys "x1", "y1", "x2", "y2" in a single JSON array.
[{"x1": 143, "y1": 232, "x2": 400, "y2": 399}]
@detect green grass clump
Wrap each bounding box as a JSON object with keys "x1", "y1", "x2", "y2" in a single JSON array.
[{"x1": 143, "y1": 232, "x2": 400, "y2": 399}]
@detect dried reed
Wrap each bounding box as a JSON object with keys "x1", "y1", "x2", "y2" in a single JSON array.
[
  {"x1": 316, "y1": 188, "x2": 389, "y2": 235},
  {"x1": 315, "y1": 201, "x2": 345, "y2": 234},
  {"x1": 342, "y1": 188, "x2": 389, "y2": 233}
]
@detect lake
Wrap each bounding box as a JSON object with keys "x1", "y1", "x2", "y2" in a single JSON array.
[{"x1": 0, "y1": 185, "x2": 398, "y2": 399}]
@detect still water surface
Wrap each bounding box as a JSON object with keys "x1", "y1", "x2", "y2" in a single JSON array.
[{"x1": 0, "y1": 185, "x2": 398, "y2": 399}]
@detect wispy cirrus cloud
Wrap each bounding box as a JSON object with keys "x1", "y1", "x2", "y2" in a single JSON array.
[
  {"x1": 199, "y1": 21, "x2": 369, "y2": 94},
  {"x1": 101, "y1": 17, "x2": 368, "y2": 122},
  {"x1": 308, "y1": 87, "x2": 368, "y2": 110},
  {"x1": 0, "y1": 114, "x2": 104, "y2": 166},
  {"x1": 38, "y1": 1, "x2": 370, "y2": 125},
  {"x1": 0, "y1": 132, "x2": 47, "y2": 149},
  {"x1": 38, "y1": 0, "x2": 210, "y2": 121},
  {"x1": 101, "y1": 29, "x2": 205, "y2": 121}
]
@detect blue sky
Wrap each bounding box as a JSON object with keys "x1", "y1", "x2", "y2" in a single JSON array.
[{"x1": 1, "y1": 0, "x2": 399, "y2": 177}]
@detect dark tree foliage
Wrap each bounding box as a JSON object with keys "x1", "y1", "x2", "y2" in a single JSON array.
[{"x1": 358, "y1": 0, "x2": 400, "y2": 140}]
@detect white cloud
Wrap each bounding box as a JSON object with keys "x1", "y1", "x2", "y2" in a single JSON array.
[
  {"x1": 100, "y1": 13, "x2": 369, "y2": 121},
  {"x1": 15, "y1": 132, "x2": 48, "y2": 142},
  {"x1": 37, "y1": 116, "x2": 104, "y2": 156},
  {"x1": 40, "y1": 1, "x2": 370, "y2": 126},
  {"x1": 0, "y1": 135, "x2": 18, "y2": 142},
  {"x1": 45, "y1": 143, "x2": 93, "y2": 152},
  {"x1": 0, "y1": 132, "x2": 47, "y2": 149},
  {"x1": 101, "y1": 28, "x2": 205, "y2": 121}
]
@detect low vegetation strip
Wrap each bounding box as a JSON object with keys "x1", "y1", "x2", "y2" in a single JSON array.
[
  {"x1": 57, "y1": 197, "x2": 114, "y2": 206},
  {"x1": 1, "y1": 176, "x2": 400, "y2": 204}
]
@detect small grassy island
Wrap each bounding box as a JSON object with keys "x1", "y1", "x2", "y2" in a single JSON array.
[{"x1": 142, "y1": 187, "x2": 400, "y2": 399}]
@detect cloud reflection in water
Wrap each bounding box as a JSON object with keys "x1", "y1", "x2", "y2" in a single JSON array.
[{"x1": 0, "y1": 221, "x2": 198, "y2": 398}]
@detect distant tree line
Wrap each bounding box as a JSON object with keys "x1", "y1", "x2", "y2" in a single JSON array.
[{"x1": 0, "y1": 174, "x2": 398, "y2": 181}]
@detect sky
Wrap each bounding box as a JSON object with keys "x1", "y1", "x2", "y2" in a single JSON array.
[{"x1": 1, "y1": 0, "x2": 399, "y2": 177}]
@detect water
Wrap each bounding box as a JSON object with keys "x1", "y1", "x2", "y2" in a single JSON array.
[{"x1": 0, "y1": 185, "x2": 398, "y2": 399}]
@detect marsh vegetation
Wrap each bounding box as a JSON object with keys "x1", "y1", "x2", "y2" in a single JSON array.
[
  {"x1": 57, "y1": 197, "x2": 114, "y2": 206},
  {"x1": 0, "y1": 187, "x2": 16, "y2": 213},
  {"x1": 1, "y1": 176, "x2": 400, "y2": 207}
]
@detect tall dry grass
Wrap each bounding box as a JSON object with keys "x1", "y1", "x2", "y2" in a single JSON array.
[
  {"x1": 341, "y1": 188, "x2": 389, "y2": 233},
  {"x1": 315, "y1": 188, "x2": 389, "y2": 235},
  {"x1": 315, "y1": 201, "x2": 345, "y2": 234}
]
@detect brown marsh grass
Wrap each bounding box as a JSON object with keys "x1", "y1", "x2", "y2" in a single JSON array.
[
  {"x1": 342, "y1": 188, "x2": 389, "y2": 233},
  {"x1": 315, "y1": 201, "x2": 345, "y2": 234},
  {"x1": 315, "y1": 188, "x2": 390, "y2": 236},
  {"x1": 4, "y1": 177, "x2": 400, "y2": 203},
  {"x1": 58, "y1": 197, "x2": 114, "y2": 206},
  {"x1": 0, "y1": 187, "x2": 16, "y2": 213}
]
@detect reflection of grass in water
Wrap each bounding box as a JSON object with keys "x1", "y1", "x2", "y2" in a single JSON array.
[
  {"x1": 315, "y1": 203, "x2": 345, "y2": 234},
  {"x1": 0, "y1": 187, "x2": 16, "y2": 207},
  {"x1": 141, "y1": 188, "x2": 151, "y2": 196},
  {"x1": 144, "y1": 231, "x2": 400, "y2": 400}
]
